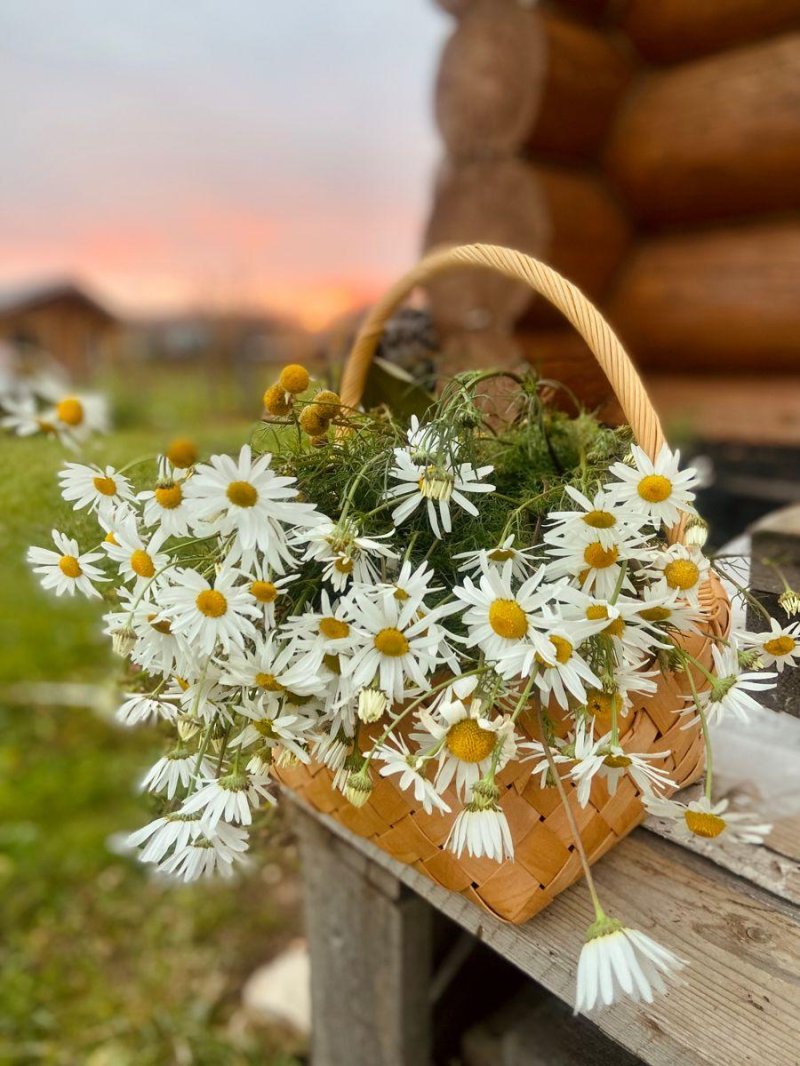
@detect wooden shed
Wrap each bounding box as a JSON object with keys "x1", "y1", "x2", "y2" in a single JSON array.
[
  {"x1": 0, "y1": 280, "x2": 118, "y2": 381},
  {"x1": 425, "y1": 0, "x2": 800, "y2": 449}
]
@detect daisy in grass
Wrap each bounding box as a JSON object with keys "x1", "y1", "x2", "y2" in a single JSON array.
[
  {"x1": 298, "y1": 517, "x2": 397, "y2": 592},
  {"x1": 180, "y1": 769, "x2": 275, "y2": 828},
  {"x1": 242, "y1": 567, "x2": 297, "y2": 628},
  {"x1": 373, "y1": 735, "x2": 451, "y2": 815},
  {"x1": 103, "y1": 516, "x2": 169, "y2": 590},
  {"x1": 569, "y1": 722, "x2": 673, "y2": 807},
  {"x1": 575, "y1": 916, "x2": 685, "y2": 1013},
  {"x1": 231, "y1": 694, "x2": 314, "y2": 764},
  {"x1": 58, "y1": 462, "x2": 134, "y2": 517},
  {"x1": 385, "y1": 442, "x2": 495, "y2": 538},
  {"x1": 141, "y1": 749, "x2": 215, "y2": 799},
  {"x1": 645, "y1": 794, "x2": 771, "y2": 845},
  {"x1": 160, "y1": 821, "x2": 251, "y2": 883},
  {"x1": 453, "y1": 558, "x2": 555, "y2": 664},
  {"x1": 415, "y1": 677, "x2": 516, "y2": 799},
  {"x1": 139, "y1": 458, "x2": 194, "y2": 536},
  {"x1": 49, "y1": 393, "x2": 109, "y2": 444},
  {"x1": 160, "y1": 568, "x2": 259, "y2": 656},
  {"x1": 681, "y1": 643, "x2": 775, "y2": 727},
  {"x1": 512, "y1": 619, "x2": 604, "y2": 708},
  {"x1": 646, "y1": 544, "x2": 710, "y2": 609},
  {"x1": 545, "y1": 485, "x2": 647, "y2": 551},
  {"x1": 116, "y1": 693, "x2": 179, "y2": 726},
  {"x1": 344, "y1": 586, "x2": 453, "y2": 703},
  {"x1": 184, "y1": 444, "x2": 320, "y2": 570},
  {"x1": 608, "y1": 443, "x2": 700, "y2": 528},
  {"x1": 454, "y1": 534, "x2": 540, "y2": 581},
  {"x1": 27, "y1": 530, "x2": 106, "y2": 599},
  {"x1": 737, "y1": 617, "x2": 800, "y2": 672},
  {"x1": 219, "y1": 634, "x2": 325, "y2": 702},
  {"x1": 445, "y1": 781, "x2": 514, "y2": 862},
  {"x1": 1, "y1": 396, "x2": 52, "y2": 439}
]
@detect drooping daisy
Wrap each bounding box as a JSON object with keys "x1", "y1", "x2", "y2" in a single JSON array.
[
  {"x1": 231, "y1": 693, "x2": 314, "y2": 764},
  {"x1": 180, "y1": 769, "x2": 275, "y2": 828},
  {"x1": 298, "y1": 518, "x2": 397, "y2": 591},
  {"x1": 569, "y1": 722, "x2": 673, "y2": 806},
  {"x1": 454, "y1": 534, "x2": 540, "y2": 582},
  {"x1": 58, "y1": 462, "x2": 134, "y2": 517},
  {"x1": 737, "y1": 617, "x2": 800, "y2": 673},
  {"x1": 159, "y1": 567, "x2": 259, "y2": 656},
  {"x1": 103, "y1": 516, "x2": 170, "y2": 590},
  {"x1": 159, "y1": 821, "x2": 251, "y2": 882},
  {"x1": 165, "y1": 669, "x2": 234, "y2": 725},
  {"x1": 184, "y1": 445, "x2": 320, "y2": 570},
  {"x1": 682, "y1": 643, "x2": 775, "y2": 727},
  {"x1": 646, "y1": 544, "x2": 710, "y2": 609},
  {"x1": 545, "y1": 485, "x2": 647, "y2": 551},
  {"x1": 27, "y1": 530, "x2": 106, "y2": 599},
  {"x1": 445, "y1": 781, "x2": 514, "y2": 862},
  {"x1": 644, "y1": 794, "x2": 771, "y2": 845},
  {"x1": 608, "y1": 443, "x2": 700, "y2": 527},
  {"x1": 103, "y1": 588, "x2": 196, "y2": 677},
  {"x1": 116, "y1": 693, "x2": 179, "y2": 726},
  {"x1": 385, "y1": 443, "x2": 495, "y2": 538},
  {"x1": 139, "y1": 458, "x2": 194, "y2": 536},
  {"x1": 140, "y1": 749, "x2": 215, "y2": 799},
  {"x1": 575, "y1": 916, "x2": 685, "y2": 1013},
  {"x1": 372, "y1": 735, "x2": 451, "y2": 815}
]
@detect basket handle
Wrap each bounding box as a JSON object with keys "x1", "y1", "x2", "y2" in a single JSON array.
[{"x1": 340, "y1": 243, "x2": 666, "y2": 460}]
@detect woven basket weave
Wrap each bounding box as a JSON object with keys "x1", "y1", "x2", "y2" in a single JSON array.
[{"x1": 275, "y1": 243, "x2": 730, "y2": 925}]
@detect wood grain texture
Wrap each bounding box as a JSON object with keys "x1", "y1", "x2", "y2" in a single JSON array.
[
  {"x1": 623, "y1": 0, "x2": 800, "y2": 63},
  {"x1": 435, "y1": 6, "x2": 632, "y2": 161},
  {"x1": 608, "y1": 223, "x2": 800, "y2": 371},
  {"x1": 606, "y1": 34, "x2": 800, "y2": 225},
  {"x1": 287, "y1": 793, "x2": 800, "y2": 1066},
  {"x1": 291, "y1": 806, "x2": 433, "y2": 1066}
]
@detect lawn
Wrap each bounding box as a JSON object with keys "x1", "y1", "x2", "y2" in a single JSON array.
[{"x1": 0, "y1": 387, "x2": 306, "y2": 1065}]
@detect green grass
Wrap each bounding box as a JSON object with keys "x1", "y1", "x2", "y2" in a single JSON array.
[{"x1": 0, "y1": 409, "x2": 306, "y2": 1064}]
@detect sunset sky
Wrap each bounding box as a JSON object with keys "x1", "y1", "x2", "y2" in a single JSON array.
[{"x1": 1, "y1": 2, "x2": 448, "y2": 329}]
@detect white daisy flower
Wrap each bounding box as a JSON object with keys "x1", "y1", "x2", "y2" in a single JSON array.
[
  {"x1": 646, "y1": 544, "x2": 710, "y2": 609},
  {"x1": 644, "y1": 794, "x2": 771, "y2": 845},
  {"x1": 139, "y1": 458, "x2": 194, "y2": 536},
  {"x1": 682, "y1": 643, "x2": 775, "y2": 727},
  {"x1": 635, "y1": 586, "x2": 702, "y2": 635},
  {"x1": 569, "y1": 722, "x2": 673, "y2": 807},
  {"x1": 49, "y1": 392, "x2": 109, "y2": 443},
  {"x1": 160, "y1": 821, "x2": 251, "y2": 882},
  {"x1": 385, "y1": 443, "x2": 495, "y2": 538},
  {"x1": 166, "y1": 670, "x2": 235, "y2": 725},
  {"x1": 557, "y1": 588, "x2": 670, "y2": 660},
  {"x1": 608, "y1": 443, "x2": 700, "y2": 527},
  {"x1": 184, "y1": 444, "x2": 320, "y2": 570},
  {"x1": 737, "y1": 617, "x2": 800, "y2": 672},
  {"x1": 140, "y1": 749, "x2": 215, "y2": 799},
  {"x1": 311, "y1": 727, "x2": 352, "y2": 773},
  {"x1": 383, "y1": 559, "x2": 441, "y2": 611},
  {"x1": 58, "y1": 462, "x2": 134, "y2": 517},
  {"x1": 116, "y1": 693, "x2": 179, "y2": 726},
  {"x1": 373, "y1": 735, "x2": 451, "y2": 815},
  {"x1": 241, "y1": 567, "x2": 297, "y2": 628},
  {"x1": 1, "y1": 395, "x2": 50, "y2": 438},
  {"x1": 180, "y1": 769, "x2": 275, "y2": 828},
  {"x1": 159, "y1": 567, "x2": 259, "y2": 656},
  {"x1": 103, "y1": 589, "x2": 195, "y2": 676},
  {"x1": 445, "y1": 782, "x2": 514, "y2": 862},
  {"x1": 27, "y1": 530, "x2": 106, "y2": 599},
  {"x1": 298, "y1": 517, "x2": 397, "y2": 591},
  {"x1": 126, "y1": 812, "x2": 204, "y2": 865},
  {"x1": 501, "y1": 616, "x2": 603, "y2": 707},
  {"x1": 231, "y1": 694, "x2": 313, "y2": 764},
  {"x1": 575, "y1": 917, "x2": 685, "y2": 1013},
  {"x1": 545, "y1": 485, "x2": 647, "y2": 551},
  {"x1": 103, "y1": 515, "x2": 170, "y2": 590},
  {"x1": 545, "y1": 526, "x2": 645, "y2": 600},
  {"x1": 280, "y1": 590, "x2": 358, "y2": 668},
  {"x1": 219, "y1": 634, "x2": 325, "y2": 702},
  {"x1": 454, "y1": 534, "x2": 540, "y2": 582}
]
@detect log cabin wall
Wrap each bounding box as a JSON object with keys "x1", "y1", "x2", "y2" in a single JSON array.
[{"x1": 425, "y1": 0, "x2": 800, "y2": 446}]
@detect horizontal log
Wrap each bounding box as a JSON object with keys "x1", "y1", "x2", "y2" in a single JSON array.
[
  {"x1": 623, "y1": 0, "x2": 800, "y2": 63},
  {"x1": 607, "y1": 223, "x2": 800, "y2": 371},
  {"x1": 435, "y1": 4, "x2": 633, "y2": 161},
  {"x1": 424, "y1": 159, "x2": 630, "y2": 332},
  {"x1": 606, "y1": 34, "x2": 800, "y2": 225}
]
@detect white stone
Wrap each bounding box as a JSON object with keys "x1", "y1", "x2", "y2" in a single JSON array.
[{"x1": 242, "y1": 939, "x2": 311, "y2": 1035}]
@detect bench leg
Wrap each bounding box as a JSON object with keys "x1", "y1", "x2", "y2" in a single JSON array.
[{"x1": 290, "y1": 805, "x2": 433, "y2": 1066}]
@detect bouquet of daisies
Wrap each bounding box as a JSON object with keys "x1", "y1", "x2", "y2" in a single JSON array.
[{"x1": 28, "y1": 363, "x2": 798, "y2": 1012}]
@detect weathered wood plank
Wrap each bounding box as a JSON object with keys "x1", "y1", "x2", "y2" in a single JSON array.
[
  {"x1": 290, "y1": 804, "x2": 433, "y2": 1066},
  {"x1": 285, "y1": 790, "x2": 800, "y2": 1066}
]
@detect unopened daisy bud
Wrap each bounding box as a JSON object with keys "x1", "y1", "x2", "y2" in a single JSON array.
[
  {"x1": 778, "y1": 588, "x2": 800, "y2": 617},
  {"x1": 358, "y1": 686, "x2": 388, "y2": 723},
  {"x1": 111, "y1": 626, "x2": 136, "y2": 658},
  {"x1": 177, "y1": 718, "x2": 200, "y2": 742},
  {"x1": 737, "y1": 647, "x2": 762, "y2": 670},
  {"x1": 471, "y1": 776, "x2": 501, "y2": 809},
  {"x1": 278, "y1": 363, "x2": 310, "y2": 395},
  {"x1": 166, "y1": 437, "x2": 198, "y2": 469},
  {"x1": 299, "y1": 404, "x2": 331, "y2": 437},
  {"x1": 344, "y1": 765, "x2": 373, "y2": 808},
  {"x1": 684, "y1": 514, "x2": 709, "y2": 548},
  {"x1": 263, "y1": 383, "x2": 292, "y2": 417}
]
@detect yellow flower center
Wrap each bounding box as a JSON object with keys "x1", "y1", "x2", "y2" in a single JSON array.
[
  {"x1": 664, "y1": 559, "x2": 700, "y2": 591},
  {"x1": 640, "y1": 606, "x2": 671, "y2": 622},
  {"x1": 536, "y1": 634, "x2": 573, "y2": 666},
  {"x1": 196, "y1": 589, "x2": 227, "y2": 618},
  {"x1": 638, "y1": 474, "x2": 672, "y2": 503},
  {"x1": 56, "y1": 397, "x2": 84, "y2": 426},
  {"x1": 583, "y1": 509, "x2": 616, "y2": 529},
  {"x1": 255, "y1": 719, "x2": 276, "y2": 737},
  {"x1": 445, "y1": 718, "x2": 497, "y2": 763},
  {"x1": 130, "y1": 549, "x2": 155, "y2": 578},
  {"x1": 323, "y1": 653, "x2": 341, "y2": 675},
  {"x1": 603, "y1": 753, "x2": 632, "y2": 768},
  {"x1": 334, "y1": 557, "x2": 354, "y2": 575},
  {"x1": 255, "y1": 672, "x2": 284, "y2": 692},
  {"x1": 583, "y1": 542, "x2": 619, "y2": 569},
  {"x1": 684, "y1": 809, "x2": 726, "y2": 839},
  {"x1": 155, "y1": 484, "x2": 183, "y2": 509},
  {"x1": 763, "y1": 635, "x2": 796, "y2": 657},
  {"x1": 104, "y1": 532, "x2": 118, "y2": 545},
  {"x1": 488, "y1": 547, "x2": 515, "y2": 561},
  {"x1": 586, "y1": 689, "x2": 613, "y2": 717},
  {"x1": 166, "y1": 438, "x2": 198, "y2": 469},
  {"x1": 251, "y1": 580, "x2": 278, "y2": 603},
  {"x1": 226, "y1": 480, "x2": 258, "y2": 507},
  {"x1": 93, "y1": 475, "x2": 117, "y2": 496},
  {"x1": 175, "y1": 676, "x2": 190, "y2": 691},
  {"x1": 373, "y1": 627, "x2": 409, "y2": 656},
  {"x1": 147, "y1": 613, "x2": 172, "y2": 635},
  {"x1": 393, "y1": 587, "x2": 410, "y2": 601},
  {"x1": 58, "y1": 555, "x2": 82, "y2": 578},
  {"x1": 488, "y1": 599, "x2": 527, "y2": 640},
  {"x1": 585, "y1": 604, "x2": 609, "y2": 620},
  {"x1": 319, "y1": 617, "x2": 350, "y2": 640}
]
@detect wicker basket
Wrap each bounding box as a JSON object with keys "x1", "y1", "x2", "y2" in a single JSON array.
[{"x1": 275, "y1": 243, "x2": 730, "y2": 925}]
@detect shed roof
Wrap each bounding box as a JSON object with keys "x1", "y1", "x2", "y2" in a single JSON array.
[{"x1": 0, "y1": 279, "x2": 117, "y2": 323}]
